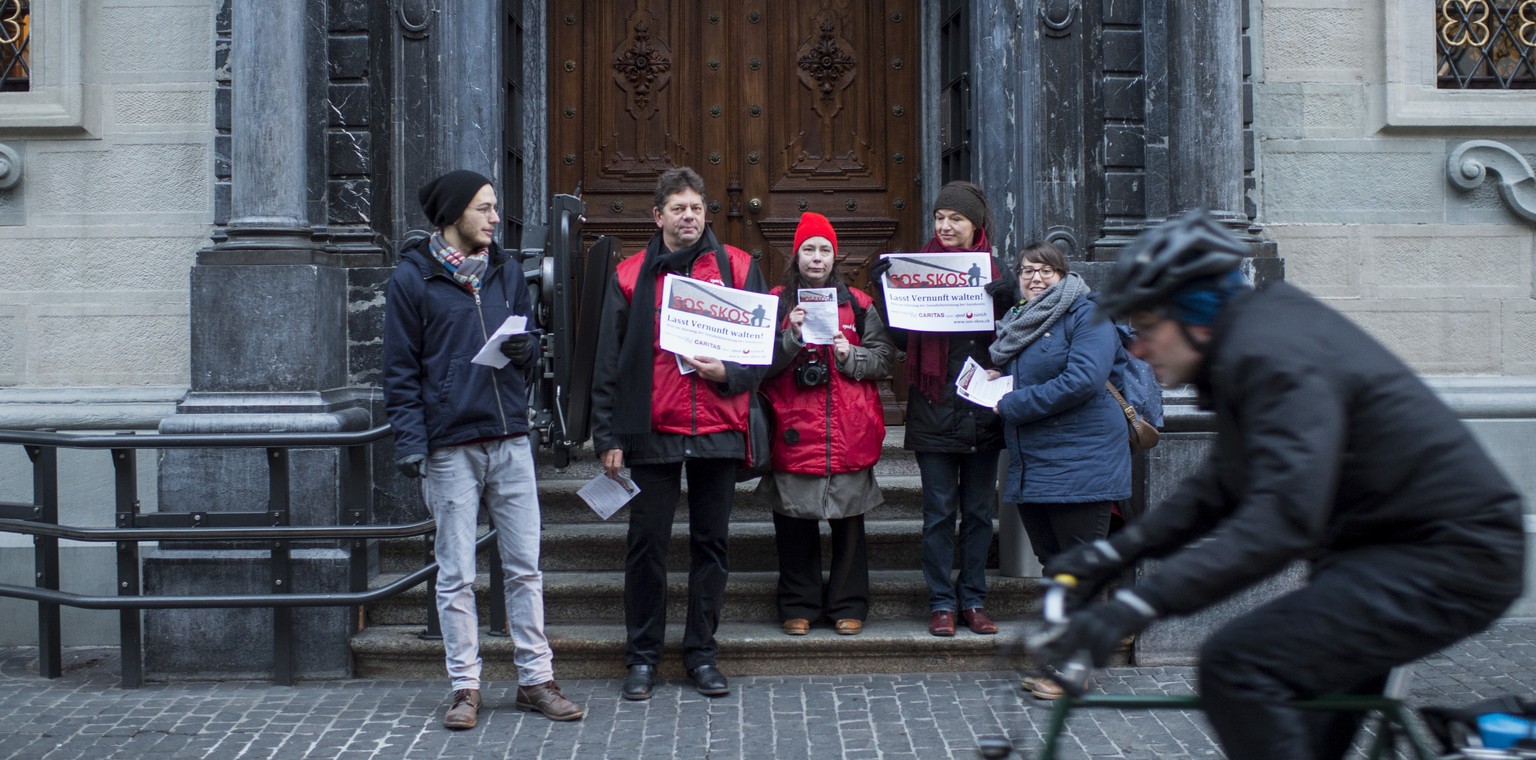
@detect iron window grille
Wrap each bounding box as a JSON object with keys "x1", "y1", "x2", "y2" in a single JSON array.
[
  {"x1": 0, "y1": 0, "x2": 28, "y2": 92},
  {"x1": 1437, "y1": 0, "x2": 1536, "y2": 89}
]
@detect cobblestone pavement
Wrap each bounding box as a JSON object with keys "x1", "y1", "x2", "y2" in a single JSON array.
[{"x1": 2, "y1": 622, "x2": 1533, "y2": 759}]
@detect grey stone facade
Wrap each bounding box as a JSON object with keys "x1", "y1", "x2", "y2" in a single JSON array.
[{"x1": 0, "y1": 2, "x2": 1531, "y2": 678}]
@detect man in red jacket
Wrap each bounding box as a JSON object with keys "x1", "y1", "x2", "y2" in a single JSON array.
[{"x1": 589, "y1": 167, "x2": 769, "y2": 700}]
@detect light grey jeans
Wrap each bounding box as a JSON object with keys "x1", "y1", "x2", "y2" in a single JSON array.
[{"x1": 423, "y1": 436, "x2": 553, "y2": 689}]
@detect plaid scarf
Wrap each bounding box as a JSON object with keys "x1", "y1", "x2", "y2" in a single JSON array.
[{"x1": 428, "y1": 232, "x2": 490, "y2": 294}]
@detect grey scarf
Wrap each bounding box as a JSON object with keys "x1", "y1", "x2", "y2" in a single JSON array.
[{"x1": 989, "y1": 272, "x2": 1088, "y2": 366}]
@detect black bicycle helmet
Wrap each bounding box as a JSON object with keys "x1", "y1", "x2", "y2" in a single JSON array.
[{"x1": 1098, "y1": 209, "x2": 1248, "y2": 321}]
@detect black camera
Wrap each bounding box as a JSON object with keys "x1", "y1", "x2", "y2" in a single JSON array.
[{"x1": 794, "y1": 351, "x2": 830, "y2": 387}]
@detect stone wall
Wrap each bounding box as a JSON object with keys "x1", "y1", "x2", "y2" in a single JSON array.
[
  {"x1": 1253, "y1": 0, "x2": 1536, "y2": 373},
  {"x1": 0, "y1": 0, "x2": 216, "y2": 388},
  {"x1": 0, "y1": 0, "x2": 216, "y2": 647}
]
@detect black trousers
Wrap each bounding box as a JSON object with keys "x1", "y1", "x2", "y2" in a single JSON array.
[
  {"x1": 772, "y1": 511, "x2": 870, "y2": 622},
  {"x1": 1197, "y1": 546, "x2": 1514, "y2": 760},
  {"x1": 1016, "y1": 500, "x2": 1113, "y2": 567},
  {"x1": 624, "y1": 458, "x2": 736, "y2": 670}
]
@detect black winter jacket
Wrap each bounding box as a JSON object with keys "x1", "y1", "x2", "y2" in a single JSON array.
[
  {"x1": 382, "y1": 239, "x2": 533, "y2": 459},
  {"x1": 884, "y1": 255, "x2": 1012, "y2": 454},
  {"x1": 1130, "y1": 283, "x2": 1526, "y2": 616}
]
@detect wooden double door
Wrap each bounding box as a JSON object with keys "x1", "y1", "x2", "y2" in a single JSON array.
[{"x1": 550, "y1": 0, "x2": 924, "y2": 286}]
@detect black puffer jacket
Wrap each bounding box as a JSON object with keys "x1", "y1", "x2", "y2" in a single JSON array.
[
  {"x1": 1130, "y1": 283, "x2": 1526, "y2": 616},
  {"x1": 884, "y1": 255, "x2": 1012, "y2": 454}
]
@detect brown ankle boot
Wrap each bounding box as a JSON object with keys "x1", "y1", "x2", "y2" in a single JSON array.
[
  {"x1": 516, "y1": 680, "x2": 585, "y2": 721},
  {"x1": 442, "y1": 688, "x2": 481, "y2": 729}
]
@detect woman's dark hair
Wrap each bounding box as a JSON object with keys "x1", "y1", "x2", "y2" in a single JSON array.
[
  {"x1": 1018, "y1": 240, "x2": 1069, "y2": 275},
  {"x1": 776, "y1": 248, "x2": 847, "y2": 323}
]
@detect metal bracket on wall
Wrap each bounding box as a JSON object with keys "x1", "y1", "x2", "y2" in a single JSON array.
[
  {"x1": 1447, "y1": 139, "x2": 1536, "y2": 226},
  {"x1": 0, "y1": 142, "x2": 19, "y2": 190}
]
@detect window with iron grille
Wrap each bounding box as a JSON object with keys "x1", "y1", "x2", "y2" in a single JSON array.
[
  {"x1": 1437, "y1": 0, "x2": 1536, "y2": 89},
  {"x1": 0, "y1": 0, "x2": 28, "y2": 93},
  {"x1": 937, "y1": 0, "x2": 971, "y2": 184}
]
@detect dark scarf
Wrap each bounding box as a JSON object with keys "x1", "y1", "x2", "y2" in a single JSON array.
[
  {"x1": 612, "y1": 226, "x2": 729, "y2": 450},
  {"x1": 906, "y1": 230, "x2": 997, "y2": 402}
]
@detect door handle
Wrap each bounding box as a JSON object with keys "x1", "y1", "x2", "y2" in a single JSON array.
[{"x1": 747, "y1": 198, "x2": 763, "y2": 214}]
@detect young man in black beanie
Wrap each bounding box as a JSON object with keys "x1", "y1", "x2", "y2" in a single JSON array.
[{"x1": 383, "y1": 170, "x2": 583, "y2": 728}]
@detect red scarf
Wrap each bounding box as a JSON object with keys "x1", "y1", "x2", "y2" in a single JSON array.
[{"x1": 907, "y1": 230, "x2": 997, "y2": 402}]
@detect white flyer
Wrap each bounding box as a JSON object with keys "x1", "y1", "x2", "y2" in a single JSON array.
[
  {"x1": 469, "y1": 315, "x2": 530, "y2": 368},
  {"x1": 577, "y1": 473, "x2": 640, "y2": 520},
  {"x1": 658, "y1": 274, "x2": 778, "y2": 366},
  {"x1": 797, "y1": 287, "x2": 839, "y2": 345},
  {"x1": 955, "y1": 356, "x2": 1012, "y2": 408},
  {"x1": 878, "y1": 251, "x2": 993, "y2": 332}
]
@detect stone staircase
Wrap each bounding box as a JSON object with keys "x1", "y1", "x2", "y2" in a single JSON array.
[{"x1": 349, "y1": 428, "x2": 1051, "y2": 681}]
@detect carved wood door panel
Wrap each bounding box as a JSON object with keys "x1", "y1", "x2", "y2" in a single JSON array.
[{"x1": 549, "y1": 0, "x2": 922, "y2": 287}]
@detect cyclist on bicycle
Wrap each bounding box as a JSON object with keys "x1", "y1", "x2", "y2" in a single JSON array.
[{"x1": 1040, "y1": 210, "x2": 1526, "y2": 760}]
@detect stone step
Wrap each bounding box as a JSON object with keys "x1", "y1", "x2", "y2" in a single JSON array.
[
  {"x1": 528, "y1": 473, "x2": 931, "y2": 524},
  {"x1": 350, "y1": 617, "x2": 1131, "y2": 681},
  {"x1": 375, "y1": 516, "x2": 998, "y2": 574},
  {"x1": 366, "y1": 569, "x2": 1037, "y2": 626},
  {"x1": 530, "y1": 427, "x2": 921, "y2": 484}
]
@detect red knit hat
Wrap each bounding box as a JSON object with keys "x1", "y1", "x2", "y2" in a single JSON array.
[{"x1": 792, "y1": 212, "x2": 838, "y2": 256}]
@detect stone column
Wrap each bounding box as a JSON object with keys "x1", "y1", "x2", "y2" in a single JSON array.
[
  {"x1": 969, "y1": 0, "x2": 1031, "y2": 259},
  {"x1": 146, "y1": 1, "x2": 359, "y2": 679},
  {"x1": 1167, "y1": 1, "x2": 1246, "y2": 227},
  {"x1": 226, "y1": 2, "x2": 310, "y2": 239}
]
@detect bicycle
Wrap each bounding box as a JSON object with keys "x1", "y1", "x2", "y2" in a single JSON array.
[{"x1": 977, "y1": 577, "x2": 1447, "y2": 759}]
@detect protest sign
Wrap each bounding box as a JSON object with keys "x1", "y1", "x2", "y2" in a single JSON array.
[
  {"x1": 658, "y1": 274, "x2": 777, "y2": 365},
  {"x1": 797, "y1": 287, "x2": 838, "y2": 345},
  {"x1": 878, "y1": 251, "x2": 993, "y2": 332}
]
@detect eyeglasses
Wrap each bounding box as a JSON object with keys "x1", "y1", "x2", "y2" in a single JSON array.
[{"x1": 1019, "y1": 265, "x2": 1058, "y2": 280}]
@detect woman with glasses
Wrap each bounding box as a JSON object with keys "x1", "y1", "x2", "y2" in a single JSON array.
[{"x1": 988, "y1": 240, "x2": 1131, "y2": 699}]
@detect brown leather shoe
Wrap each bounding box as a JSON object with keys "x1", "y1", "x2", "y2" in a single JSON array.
[
  {"x1": 961, "y1": 607, "x2": 999, "y2": 634},
  {"x1": 1020, "y1": 675, "x2": 1066, "y2": 701},
  {"x1": 516, "y1": 680, "x2": 584, "y2": 721},
  {"x1": 782, "y1": 618, "x2": 810, "y2": 635},
  {"x1": 442, "y1": 688, "x2": 481, "y2": 730},
  {"x1": 928, "y1": 610, "x2": 956, "y2": 637},
  {"x1": 833, "y1": 618, "x2": 863, "y2": 635}
]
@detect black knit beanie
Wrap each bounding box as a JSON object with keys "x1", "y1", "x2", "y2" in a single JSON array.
[
  {"x1": 933, "y1": 181, "x2": 989, "y2": 233},
  {"x1": 419, "y1": 170, "x2": 494, "y2": 228}
]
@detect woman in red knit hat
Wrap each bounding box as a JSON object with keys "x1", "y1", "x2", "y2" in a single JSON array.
[{"x1": 758, "y1": 212, "x2": 895, "y2": 636}]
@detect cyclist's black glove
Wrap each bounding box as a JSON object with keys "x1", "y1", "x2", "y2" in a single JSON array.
[
  {"x1": 1041, "y1": 591, "x2": 1157, "y2": 669},
  {"x1": 1043, "y1": 538, "x2": 1129, "y2": 601},
  {"x1": 500, "y1": 333, "x2": 539, "y2": 369},
  {"x1": 396, "y1": 454, "x2": 426, "y2": 479}
]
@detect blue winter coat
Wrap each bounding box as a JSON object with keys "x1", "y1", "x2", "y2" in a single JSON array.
[
  {"x1": 382, "y1": 239, "x2": 533, "y2": 459},
  {"x1": 995, "y1": 293, "x2": 1131, "y2": 504}
]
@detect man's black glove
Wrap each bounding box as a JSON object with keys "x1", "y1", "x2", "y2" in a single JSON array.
[
  {"x1": 396, "y1": 454, "x2": 426, "y2": 479},
  {"x1": 500, "y1": 333, "x2": 539, "y2": 369},
  {"x1": 1043, "y1": 538, "x2": 1129, "y2": 601},
  {"x1": 1040, "y1": 591, "x2": 1157, "y2": 669}
]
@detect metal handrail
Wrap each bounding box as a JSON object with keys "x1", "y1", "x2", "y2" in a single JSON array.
[
  {"x1": 0, "y1": 516, "x2": 435, "y2": 542},
  {"x1": 0, "y1": 421, "x2": 487, "y2": 690},
  {"x1": 0, "y1": 425, "x2": 393, "y2": 448},
  {"x1": 0, "y1": 530, "x2": 494, "y2": 610}
]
